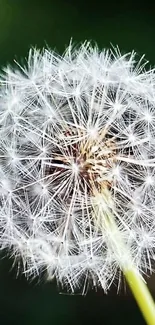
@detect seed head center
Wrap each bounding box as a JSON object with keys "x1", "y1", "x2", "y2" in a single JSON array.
[{"x1": 74, "y1": 137, "x2": 116, "y2": 188}]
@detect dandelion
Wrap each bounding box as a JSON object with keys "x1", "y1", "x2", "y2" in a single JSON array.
[{"x1": 0, "y1": 41, "x2": 155, "y2": 324}]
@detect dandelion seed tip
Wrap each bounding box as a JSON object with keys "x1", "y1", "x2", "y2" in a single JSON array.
[
  {"x1": 71, "y1": 162, "x2": 79, "y2": 175},
  {"x1": 145, "y1": 175, "x2": 154, "y2": 186}
]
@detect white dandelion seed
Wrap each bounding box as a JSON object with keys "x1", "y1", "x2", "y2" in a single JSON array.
[{"x1": 1, "y1": 42, "x2": 155, "y2": 323}]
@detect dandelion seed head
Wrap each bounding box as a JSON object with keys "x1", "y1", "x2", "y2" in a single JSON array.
[{"x1": 0, "y1": 42, "x2": 155, "y2": 293}]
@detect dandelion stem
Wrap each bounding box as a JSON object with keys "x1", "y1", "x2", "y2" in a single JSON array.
[
  {"x1": 124, "y1": 268, "x2": 155, "y2": 325},
  {"x1": 93, "y1": 189, "x2": 155, "y2": 325}
]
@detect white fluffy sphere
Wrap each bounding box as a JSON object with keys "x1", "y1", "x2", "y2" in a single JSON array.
[{"x1": 0, "y1": 42, "x2": 155, "y2": 293}]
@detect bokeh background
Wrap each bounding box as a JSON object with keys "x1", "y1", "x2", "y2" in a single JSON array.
[{"x1": 0, "y1": 0, "x2": 155, "y2": 324}]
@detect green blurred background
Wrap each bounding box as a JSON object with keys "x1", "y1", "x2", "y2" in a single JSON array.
[{"x1": 0, "y1": 0, "x2": 155, "y2": 324}]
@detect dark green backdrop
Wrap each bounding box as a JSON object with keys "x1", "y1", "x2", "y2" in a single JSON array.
[{"x1": 0, "y1": 0, "x2": 154, "y2": 324}]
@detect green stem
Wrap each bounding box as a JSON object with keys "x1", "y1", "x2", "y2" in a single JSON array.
[
  {"x1": 124, "y1": 268, "x2": 155, "y2": 325},
  {"x1": 92, "y1": 190, "x2": 155, "y2": 325}
]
